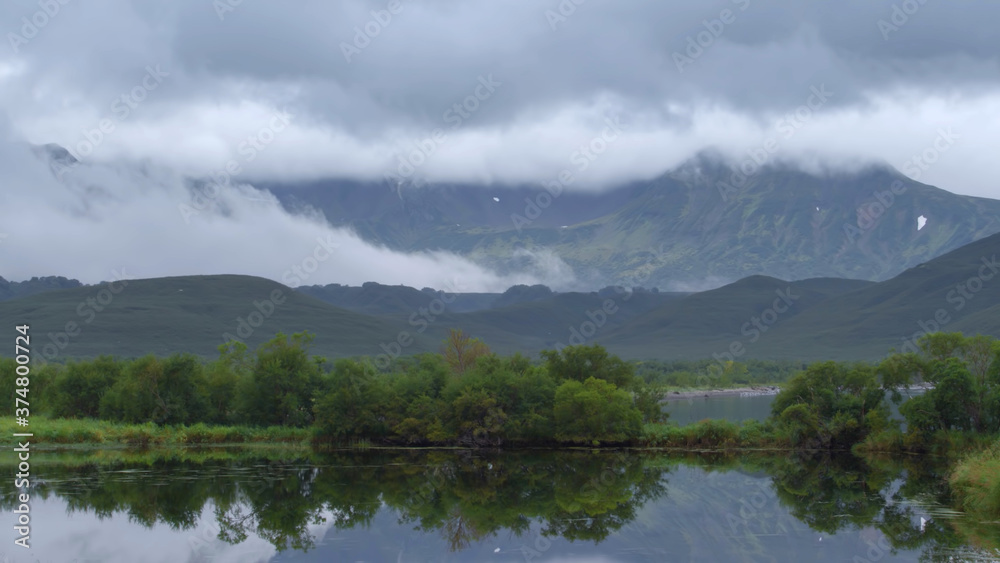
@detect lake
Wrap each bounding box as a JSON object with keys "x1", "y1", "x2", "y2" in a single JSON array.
[
  {"x1": 2, "y1": 447, "x2": 998, "y2": 562},
  {"x1": 664, "y1": 393, "x2": 776, "y2": 424}
]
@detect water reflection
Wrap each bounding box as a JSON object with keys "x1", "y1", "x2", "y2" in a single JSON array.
[{"x1": 1, "y1": 449, "x2": 998, "y2": 562}]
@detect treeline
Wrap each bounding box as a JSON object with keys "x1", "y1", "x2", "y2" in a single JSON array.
[
  {"x1": 640, "y1": 333, "x2": 1000, "y2": 454},
  {"x1": 767, "y1": 332, "x2": 1000, "y2": 451},
  {"x1": 3, "y1": 330, "x2": 998, "y2": 451},
  {"x1": 0, "y1": 330, "x2": 666, "y2": 446}
]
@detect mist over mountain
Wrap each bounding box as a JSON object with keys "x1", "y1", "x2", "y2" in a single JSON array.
[{"x1": 259, "y1": 152, "x2": 1000, "y2": 290}]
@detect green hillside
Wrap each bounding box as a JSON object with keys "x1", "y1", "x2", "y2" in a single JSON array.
[
  {"x1": 0, "y1": 275, "x2": 422, "y2": 362},
  {"x1": 1, "y1": 232, "x2": 998, "y2": 363}
]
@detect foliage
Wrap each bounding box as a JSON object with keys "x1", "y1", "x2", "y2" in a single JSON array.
[
  {"x1": 949, "y1": 440, "x2": 1000, "y2": 520},
  {"x1": 236, "y1": 332, "x2": 322, "y2": 427},
  {"x1": 769, "y1": 361, "x2": 889, "y2": 449},
  {"x1": 100, "y1": 354, "x2": 210, "y2": 424},
  {"x1": 553, "y1": 377, "x2": 642, "y2": 444},
  {"x1": 440, "y1": 329, "x2": 491, "y2": 375},
  {"x1": 541, "y1": 344, "x2": 636, "y2": 389},
  {"x1": 313, "y1": 358, "x2": 386, "y2": 442},
  {"x1": 890, "y1": 333, "x2": 1000, "y2": 442},
  {"x1": 50, "y1": 356, "x2": 121, "y2": 418}
]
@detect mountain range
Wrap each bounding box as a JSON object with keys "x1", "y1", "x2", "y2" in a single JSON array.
[
  {"x1": 2, "y1": 229, "x2": 998, "y2": 363},
  {"x1": 261, "y1": 152, "x2": 1000, "y2": 289}
]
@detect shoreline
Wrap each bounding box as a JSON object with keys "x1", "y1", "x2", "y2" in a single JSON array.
[
  {"x1": 660, "y1": 384, "x2": 933, "y2": 402},
  {"x1": 662, "y1": 386, "x2": 780, "y2": 401}
]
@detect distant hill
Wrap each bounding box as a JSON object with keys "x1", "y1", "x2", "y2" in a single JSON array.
[
  {"x1": 298, "y1": 282, "x2": 498, "y2": 315},
  {"x1": 756, "y1": 230, "x2": 1000, "y2": 359},
  {"x1": 0, "y1": 276, "x2": 83, "y2": 302},
  {"x1": 0, "y1": 275, "x2": 423, "y2": 362},
  {"x1": 2, "y1": 232, "x2": 998, "y2": 363}
]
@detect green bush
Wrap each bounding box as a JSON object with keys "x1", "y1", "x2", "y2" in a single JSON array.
[{"x1": 553, "y1": 377, "x2": 642, "y2": 444}]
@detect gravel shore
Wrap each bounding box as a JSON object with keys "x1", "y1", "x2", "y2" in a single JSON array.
[{"x1": 661, "y1": 386, "x2": 780, "y2": 401}]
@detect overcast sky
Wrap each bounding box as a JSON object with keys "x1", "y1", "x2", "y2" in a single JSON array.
[{"x1": 2, "y1": 0, "x2": 999, "y2": 287}]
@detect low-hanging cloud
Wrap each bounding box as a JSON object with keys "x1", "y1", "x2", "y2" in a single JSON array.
[
  {"x1": 0, "y1": 119, "x2": 576, "y2": 290},
  {"x1": 0, "y1": 1, "x2": 998, "y2": 197}
]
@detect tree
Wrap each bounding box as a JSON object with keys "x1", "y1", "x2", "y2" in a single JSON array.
[
  {"x1": 918, "y1": 332, "x2": 966, "y2": 364},
  {"x1": 770, "y1": 362, "x2": 888, "y2": 448},
  {"x1": 99, "y1": 354, "x2": 209, "y2": 424},
  {"x1": 894, "y1": 333, "x2": 1000, "y2": 434},
  {"x1": 204, "y1": 340, "x2": 252, "y2": 423},
  {"x1": 541, "y1": 344, "x2": 636, "y2": 389},
  {"x1": 553, "y1": 377, "x2": 642, "y2": 444},
  {"x1": 51, "y1": 356, "x2": 121, "y2": 418},
  {"x1": 313, "y1": 358, "x2": 386, "y2": 442},
  {"x1": 237, "y1": 332, "x2": 322, "y2": 427},
  {"x1": 441, "y1": 329, "x2": 491, "y2": 375}
]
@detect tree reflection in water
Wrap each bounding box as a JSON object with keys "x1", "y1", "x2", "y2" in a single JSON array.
[{"x1": 1, "y1": 449, "x2": 997, "y2": 559}]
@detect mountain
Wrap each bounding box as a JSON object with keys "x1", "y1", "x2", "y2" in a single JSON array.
[
  {"x1": 0, "y1": 275, "x2": 83, "y2": 302},
  {"x1": 298, "y1": 282, "x2": 515, "y2": 316},
  {"x1": 601, "y1": 230, "x2": 1000, "y2": 360},
  {"x1": 263, "y1": 153, "x2": 1000, "y2": 289},
  {"x1": 754, "y1": 230, "x2": 1000, "y2": 359},
  {"x1": 0, "y1": 275, "x2": 424, "y2": 362},
  {"x1": 2, "y1": 232, "x2": 998, "y2": 363}
]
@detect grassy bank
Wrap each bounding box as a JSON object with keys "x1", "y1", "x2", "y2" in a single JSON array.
[
  {"x1": 7, "y1": 416, "x2": 786, "y2": 450},
  {"x1": 950, "y1": 440, "x2": 1000, "y2": 520},
  {"x1": 0, "y1": 416, "x2": 312, "y2": 447},
  {"x1": 639, "y1": 420, "x2": 789, "y2": 449},
  {"x1": 855, "y1": 429, "x2": 1000, "y2": 458}
]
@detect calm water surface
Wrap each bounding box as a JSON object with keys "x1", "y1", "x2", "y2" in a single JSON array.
[
  {"x1": 665, "y1": 393, "x2": 776, "y2": 424},
  {"x1": 2, "y1": 447, "x2": 997, "y2": 563}
]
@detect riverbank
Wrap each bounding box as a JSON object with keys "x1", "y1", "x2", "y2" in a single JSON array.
[
  {"x1": 661, "y1": 386, "x2": 781, "y2": 401},
  {"x1": 0, "y1": 416, "x2": 312, "y2": 447},
  {"x1": 950, "y1": 440, "x2": 1000, "y2": 520}
]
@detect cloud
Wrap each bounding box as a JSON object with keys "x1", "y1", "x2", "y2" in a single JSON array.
[
  {"x1": 0, "y1": 118, "x2": 575, "y2": 290},
  {"x1": 0, "y1": 1, "x2": 998, "y2": 196}
]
